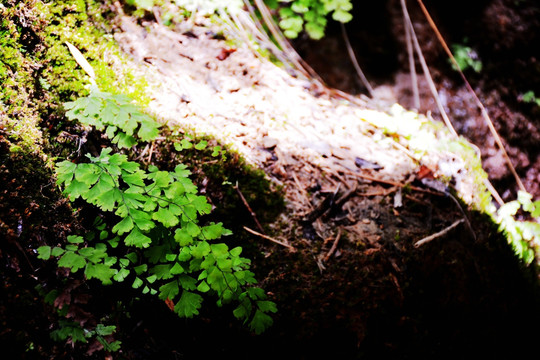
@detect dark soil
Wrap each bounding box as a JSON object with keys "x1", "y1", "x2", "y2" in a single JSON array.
[{"x1": 293, "y1": 0, "x2": 540, "y2": 202}]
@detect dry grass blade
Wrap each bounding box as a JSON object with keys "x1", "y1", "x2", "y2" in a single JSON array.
[
  {"x1": 65, "y1": 41, "x2": 96, "y2": 84},
  {"x1": 403, "y1": 7, "x2": 420, "y2": 109},
  {"x1": 340, "y1": 23, "x2": 374, "y2": 97},
  {"x1": 416, "y1": 0, "x2": 527, "y2": 194},
  {"x1": 400, "y1": 0, "x2": 458, "y2": 138},
  {"x1": 243, "y1": 226, "x2": 296, "y2": 251},
  {"x1": 414, "y1": 219, "x2": 464, "y2": 247}
]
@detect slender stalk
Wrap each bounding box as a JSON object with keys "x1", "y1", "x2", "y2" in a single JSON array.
[
  {"x1": 416, "y1": 0, "x2": 526, "y2": 193},
  {"x1": 340, "y1": 23, "x2": 374, "y2": 96}
]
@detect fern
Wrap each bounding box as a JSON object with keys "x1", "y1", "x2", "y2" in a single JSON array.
[
  {"x1": 64, "y1": 87, "x2": 160, "y2": 148},
  {"x1": 40, "y1": 145, "x2": 276, "y2": 333},
  {"x1": 39, "y1": 85, "x2": 276, "y2": 336}
]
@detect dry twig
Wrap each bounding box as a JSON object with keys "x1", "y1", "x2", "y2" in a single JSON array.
[
  {"x1": 340, "y1": 23, "x2": 374, "y2": 96},
  {"x1": 243, "y1": 226, "x2": 295, "y2": 251},
  {"x1": 235, "y1": 182, "x2": 265, "y2": 233},
  {"x1": 414, "y1": 219, "x2": 464, "y2": 247},
  {"x1": 323, "y1": 228, "x2": 342, "y2": 262}
]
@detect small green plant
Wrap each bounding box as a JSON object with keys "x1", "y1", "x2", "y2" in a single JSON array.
[
  {"x1": 521, "y1": 91, "x2": 540, "y2": 107},
  {"x1": 50, "y1": 320, "x2": 122, "y2": 352},
  {"x1": 496, "y1": 190, "x2": 540, "y2": 265},
  {"x1": 64, "y1": 86, "x2": 160, "y2": 149},
  {"x1": 271, "y1": 0, "x2": 353, "y2": 39},
  {"x1": 451, "y1": 43, "x2": 482, "y2": 73},
  {"x1": 38, "y1": 88, "x2": 277, "y2": 351}
]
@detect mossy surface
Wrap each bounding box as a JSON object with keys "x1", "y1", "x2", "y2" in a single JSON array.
[{"x1": 0, "y1": 0, "x2": 148, "y2": 153}]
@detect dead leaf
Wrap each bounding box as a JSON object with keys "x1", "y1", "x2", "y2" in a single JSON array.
[
  {"x1": 165, "y1": 297, "x2": 175, "y2": 311},
  {"x1": 216, "y1": 48, "x2": 236, "y2": 61},
  {"x1": 65, "y1": 42, "x2": 96, "y2": 82}
]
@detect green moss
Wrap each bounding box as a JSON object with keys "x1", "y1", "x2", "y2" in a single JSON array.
[{"x1": 0, "y1": 0, "x2": 150, "y2": 154}]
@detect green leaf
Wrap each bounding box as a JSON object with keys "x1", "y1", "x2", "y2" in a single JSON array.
[
  {"x1": 85, "y1": 178, "x2": 114, "y2": 204},
  {"x1": 44, "y1": 289, "x2": 59, "y2": 305},
  {"x1": 174, "y1": 291, "x2": 203, "y2": 318},
  {"x1": 332, "y1": 10, "x2": 353, "y2": 23},
  {"x1": 58, "y1": 251, "x2": 87, "y2": 272},
  {"x1": 108, "y1": 236, "x2": 120, "y2": 248},
  {"x1": 64, "y1": 179, "x2": 89, "y2": 200},
  {"x1": 132, "y1": 264, "x2": 147, "y2": 275},
  {"x1": 170, "y1": 262, "x2": 184, "y2": 275},
  {"x1": 178, "y1": 247, "x2": 191, "y2": 262},
  {"x1": 37, "y1": 246, "x2": 51, "y2": 260},
  {"x1": 158, "y1": 280, "x2": 179, "y2": 300},
  {"x1": 191, "y1": 241, "x2": 210, "y2": 259},
  {"x1": 112, "y1": 216, "x2": 134, "y2": 236},
  {"x1": 249, "y1": 309, "x2": 273, "y2": 334},
  {"x1": 125, "y1": 252, "x2": 138, "y2": 263},
  {"x1": 113, "y1": 132, "x2": 137, "y2": 149},
  {"x1": 55, "y1": 161, "x2": 77, "y2": 185},
  {"x1": 51, "y1": 247, "x2": 65, "y2": 257},
  {"x1": 151, "y1": 264, "x2": 174, "y2": 280},
  {"x1": 211, "y1": 146, "x2": 221, "y2": 157},
  {"x1": 179, "y1": 274, "x2": 198, "y2": 290},
  {"x1": 233, "y1": 302, "x2": 250, "y2": 321},
  {"x1": 74, "y1": 164, "x2": 100, "y2": 186},
  {"x1": 153, "y1": 206, "x2": 179, "y2": 227},
  {"x1": 186, "y1": 222, "x2": 201, "y2": 237},
  {"x1": 132, "y1": 277, "x2": 143, "y2": 289},
  {"x1": 123, "y1": 172, "x2": 146, "y2": 187},
  {"x1": 178, "y1": 138, "x2": 192, "y2": 150},
  {"x1": 211, "y1": 243, "x2": 229, "y2": 257},
  {"x1": 206, "y1": 266, "x2": 224, "y2": 291},
  {"x1": 95, "y1": 324, "x2": 116, "y2": 336},
  {"x1": 120, "y1": 160, "x2": 140, "y2": 173},
  {"x1": 517, "y1": 190, "x2": 534, "y2": 212},
  {"x1": 165, "y1": 253, "x2": 177, "y2": 262},
  {"x1": 65, "y1": 244, "x2": 79, "y2": 252},
  {"x1": 203, "y1": 223, "x2": 225, "y2": 240},
  {"x1": 174, "y1": 228, "x2": 193, "y2": 246},
  {"x1": 164, "y1": 182, "x2": 185, "y2": 199},
  {"x1": 532, "y1": 201, "x2": 540, "y2": 218},
  {"x1": 195, "y1": 140, "x2": 207, "y2": 150},
  {"x1": 257, "y1": 300, "x2": 277, "y2": 313},
  {"x1": 85, "y1": 263, "x2": 116, "y2": 285},
  {"x1": 138, "y1": 119, "x2": 160, "y2": 142},
  {"x1": 96, "y1": 188, "x2": 117, "y2": 211},
  {"x1": 230, "y1": 246, "x2": 242, "y2": 257},
  {"x1": 124, "y1": 228, "x2": 152, "y2": 248},
  {"x1": 247, "y1": 287, "x2": 266, "y2": 300},
  {"x1": 291, "y1": 1, "x2": 309, "y2": 13},
  {"x1": 113, "y1": 268, "x2": 130, "y2": 282},
  {"x1": 197, "y1": 281, "x2": 210, "y2": 293},
  {"x1": 131, "y1": 210, "x2": 155, "y2": 231},
  {"x1": 192, "y1": 195, "x2": 212, "y2": 215}
]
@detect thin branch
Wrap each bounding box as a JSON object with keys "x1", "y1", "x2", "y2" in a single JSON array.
[
  {"x1": 235, "y1": 182, "x2": 265, "y2": 233},
  {"x1": 243, "y1": 226, "x2": 295, "y2": 251},
  {"x1": 323, "y1": 228, "x2": 342, "y2": 262},
  {"x1": 416, "y1": 0, "x2": 526, "y2": 194},
  {"x1": 340, "y1": 23, "x2": 374, "y2": 96},
  {"x1": 414, "y1": 219, "x2": 464, "y2": 247}
]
